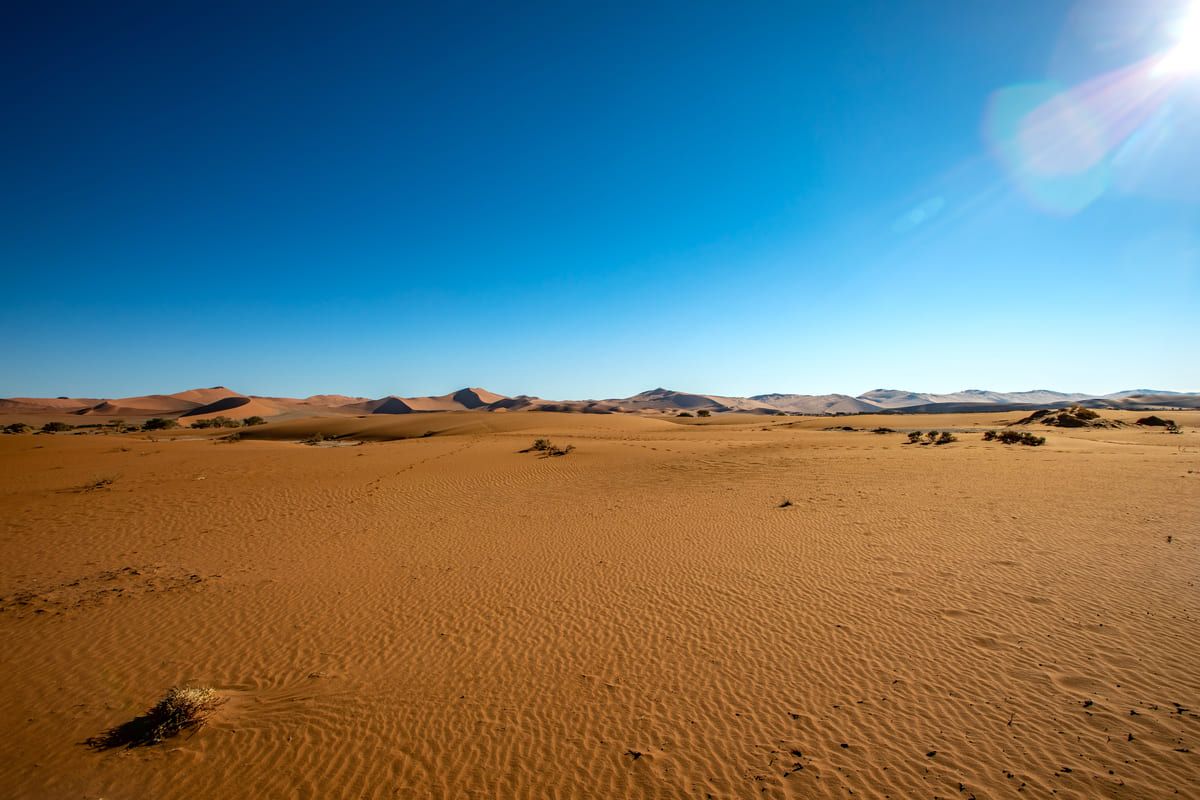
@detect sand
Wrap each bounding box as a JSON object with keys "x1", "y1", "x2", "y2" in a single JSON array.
[{"x1": 1, "y1": 411, "x2": 1197, "y2": 798}]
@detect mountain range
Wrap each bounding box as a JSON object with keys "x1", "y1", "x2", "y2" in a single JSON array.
[{"x1": 1, "y1": 386, "x2": 1197, "y2": 422}]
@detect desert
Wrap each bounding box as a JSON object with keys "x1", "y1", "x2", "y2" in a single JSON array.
[
  {"x1": 7, "y1": 1, "x2": 1200, "y2": 796},
  {"x1": 1, "y1": 395, "x2": 1197, "y2": 798}
]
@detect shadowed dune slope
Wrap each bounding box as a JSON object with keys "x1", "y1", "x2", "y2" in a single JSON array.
[
  {"x1": 167, "y1": 386, "x2": 240, "y2": 405},
  {"x1": 180, "y1": 396, "x2": 290, "y2": 421}
]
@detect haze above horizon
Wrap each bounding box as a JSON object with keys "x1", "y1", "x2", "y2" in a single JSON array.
[{"x1": 3, "y1": 1, "x2": 1198, "y2": 399}]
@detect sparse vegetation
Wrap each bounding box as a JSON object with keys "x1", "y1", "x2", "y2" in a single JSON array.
[
  {"x1": 1016, "y1": 406, "x2": 1117, "y2": 428},
  {"x1": 241, "y1": 416, "x2": 266, "y2": 426},
  {"x1": 778, "y1": 498, "x2": 794, "y2": 508},
  {"x1": 871, "y1": 427, "x2": 895, "y2": 434},
  {"x1": 142, "y1": 418, "x2": 178, "y2": 431},
  {"x1": 190, "y1": 416, "x2": 242, "y2": 429},
  {"x1": 677, "y1": 411, "x2": 694, "y2": 418},
  {"x1": 40, "y1": 421, "x2": 74, "y2": 433},
  {"x1": 1137, "y1": 415, "x2": 1181, "y2": 433},
  {"x1": 906, "y1": 429, "x2": 957, "y2": 446},
  {"x1": 302, "y1": 432, "x2": 333, "y2": 445},
  {"x1": 76, "y1": 476, "x2": 116, "y2": 492},
  {"x1": 696, "y1": 409, "x2": 711, "y2": 417},
  {"x1": 526, "y1": 438, "x2": 574, "y2": 457},
  {"x1": 3, "y1": 422, "x2": 32, "y2": 434},
  {"x1": 222, "y1": 431, "x2": 243, "y2": 443},
  {"x1": 86, "y1": 686, "x2": 223, "y2": 749},
  {"x1": 982, "y1": 430, "x2": 997, "y2": 441},
  {"x1": 994, "y1": 430, "x2": 1045, "y2": 446}
]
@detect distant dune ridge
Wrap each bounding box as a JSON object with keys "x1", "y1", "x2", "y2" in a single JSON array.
[{"x1": 1, "y1": 384, "x2": 1197, "y2": 421}]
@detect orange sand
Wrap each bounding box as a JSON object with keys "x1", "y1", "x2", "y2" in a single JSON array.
[{"x1": 1, "y1": 411, "x2": 1197, "y2": 798}]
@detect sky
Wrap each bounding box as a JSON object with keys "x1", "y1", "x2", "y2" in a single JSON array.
[{"x1": 2, "y1": 1, "x2": 1198, "y2": 400}]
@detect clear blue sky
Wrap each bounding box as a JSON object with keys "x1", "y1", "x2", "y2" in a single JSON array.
[{"x1": 3, "y1": 1, "x2": 1197, "y2": 399}]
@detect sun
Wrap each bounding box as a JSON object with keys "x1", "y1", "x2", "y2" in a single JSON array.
[{"x1": 1157, "y1": 1, "x2": 1200, "y2": 75}]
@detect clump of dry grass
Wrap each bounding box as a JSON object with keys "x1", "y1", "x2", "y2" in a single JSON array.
[
  {"x1": 74, "y1": 475, "x2": 117, "y2": 492},
  {"x1": 523, "y1": 438, "x2": 575, "y2": 457},
  {"x1": 87, "y1": 686, "x2": 223, "y2": 749}
]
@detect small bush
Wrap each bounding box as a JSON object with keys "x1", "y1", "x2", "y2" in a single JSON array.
[
  {"x1": 87, "y1": 686, "x2": 223, "y2": 749},
  {"x1": 302, "y1": 432, "x2": 332, "y2": 445},
  {"x1": 907, "y1": 431, "x2": 922, "y2": 444},
  {"x1": 191, "y1": 416, "x2": 242, "y2": 429},
  {"x1": 526, "y1": 438, "x2": 573, "y2": 456},
  {"x1": 871, "y1": 427, "x2": 895, "y2": 434},
  {"x1": 142, "y1": 418, "x2": 178, "y2": 431},
  {"x1": 982, "y1": 430, "x2": 996, "y2": 441},
  {"x1": 76, "y1": 476, "x2": 116, "y2": 492},
  {"x1": 995, "y1": 430, "x2": 1044, "y2": 446},
  {"x1": 3, "y1": 422, "x2": 32, "y2": 434},
  {"x1": 41, "y1": 421, "x2": 74, "y2": 433},
  {"x1": 677, "y1": 411, "x2": 694, "y2": 418},
  {"x1": 925, "y1": 430, "x2": 939, "y2": 443},
  {"x1": 222, "y1": 431, "x2": 243, "y2": 443},
  {"x1": 241, "y1": 416, "x2": 266, "y2": 426},
  {"x1": 935, "y1": 431, "x2": 957, "y2": 445},
  {"x1": 696, "y1": 409, "x2": 711, "y2": 417}
]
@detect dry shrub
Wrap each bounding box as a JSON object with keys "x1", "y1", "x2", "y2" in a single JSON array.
[
  {"x1": 75, "y1": 476, "x2": 116, "y2": 492},
  {"x1": 87, "y1": 687, "x2": 223, "y2": 749},
  {"x1": 524, "y1": 438, "x2": 574, "y2": 456}
]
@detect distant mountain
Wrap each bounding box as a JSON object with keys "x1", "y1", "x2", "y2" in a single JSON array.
[
  {"x1": 857, "y1": 388, "x2": 1091, "y2": 409},
  {"x1": 750, "y1": 393, "x2": 877, "y2": 414},
  {"x1": 3, "y1": 385, "x2": 1197, "y2": 420},
  {"x1": 612, "y1": 388, "x2": 776, "y2": 413},
  {"x1": 340, "y1": 388, "x2": 510, "y2": 414}
]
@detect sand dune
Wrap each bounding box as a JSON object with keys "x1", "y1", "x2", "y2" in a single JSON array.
[
  {"x1": 1, "y1": 411, "x2": 1196, "y2": 798},
  {"x1": 75, "y1": 395, "x2": 204, "y2": 416},
  {"x1": 0, "y1": 397, "x2": 99, "y2": 414},
  {"x1": 239, "y1": 408, "x2": 681, "y2": 441},
  {"x1": 335, "y1": 388, "x2": 512, "y2": 415},
  {"x1": 179, "y1": 396, "x2": 290, "y2": 421},
  {"x1": 302, "y1": 394, "x2": 370, "y2": 407},
  {"x1": 5, "y1": 385, "x2": 1198, "y2": 422},
  {"x1": 164, "y1": 386, "x2": 240, "y2": 405}
]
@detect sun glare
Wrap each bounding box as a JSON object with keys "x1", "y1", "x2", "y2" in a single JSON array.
[{"x1": 1157, "y1": 1, "x2": 1200, "y2": 75}]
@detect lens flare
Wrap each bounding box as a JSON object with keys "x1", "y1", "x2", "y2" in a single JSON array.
[
  {"x1": 986, "y1": 2, "x2": 1199, "y2": 214},
  {"x1": 1156, "y1": 2, "x2": 1200, "y2": 74}
]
